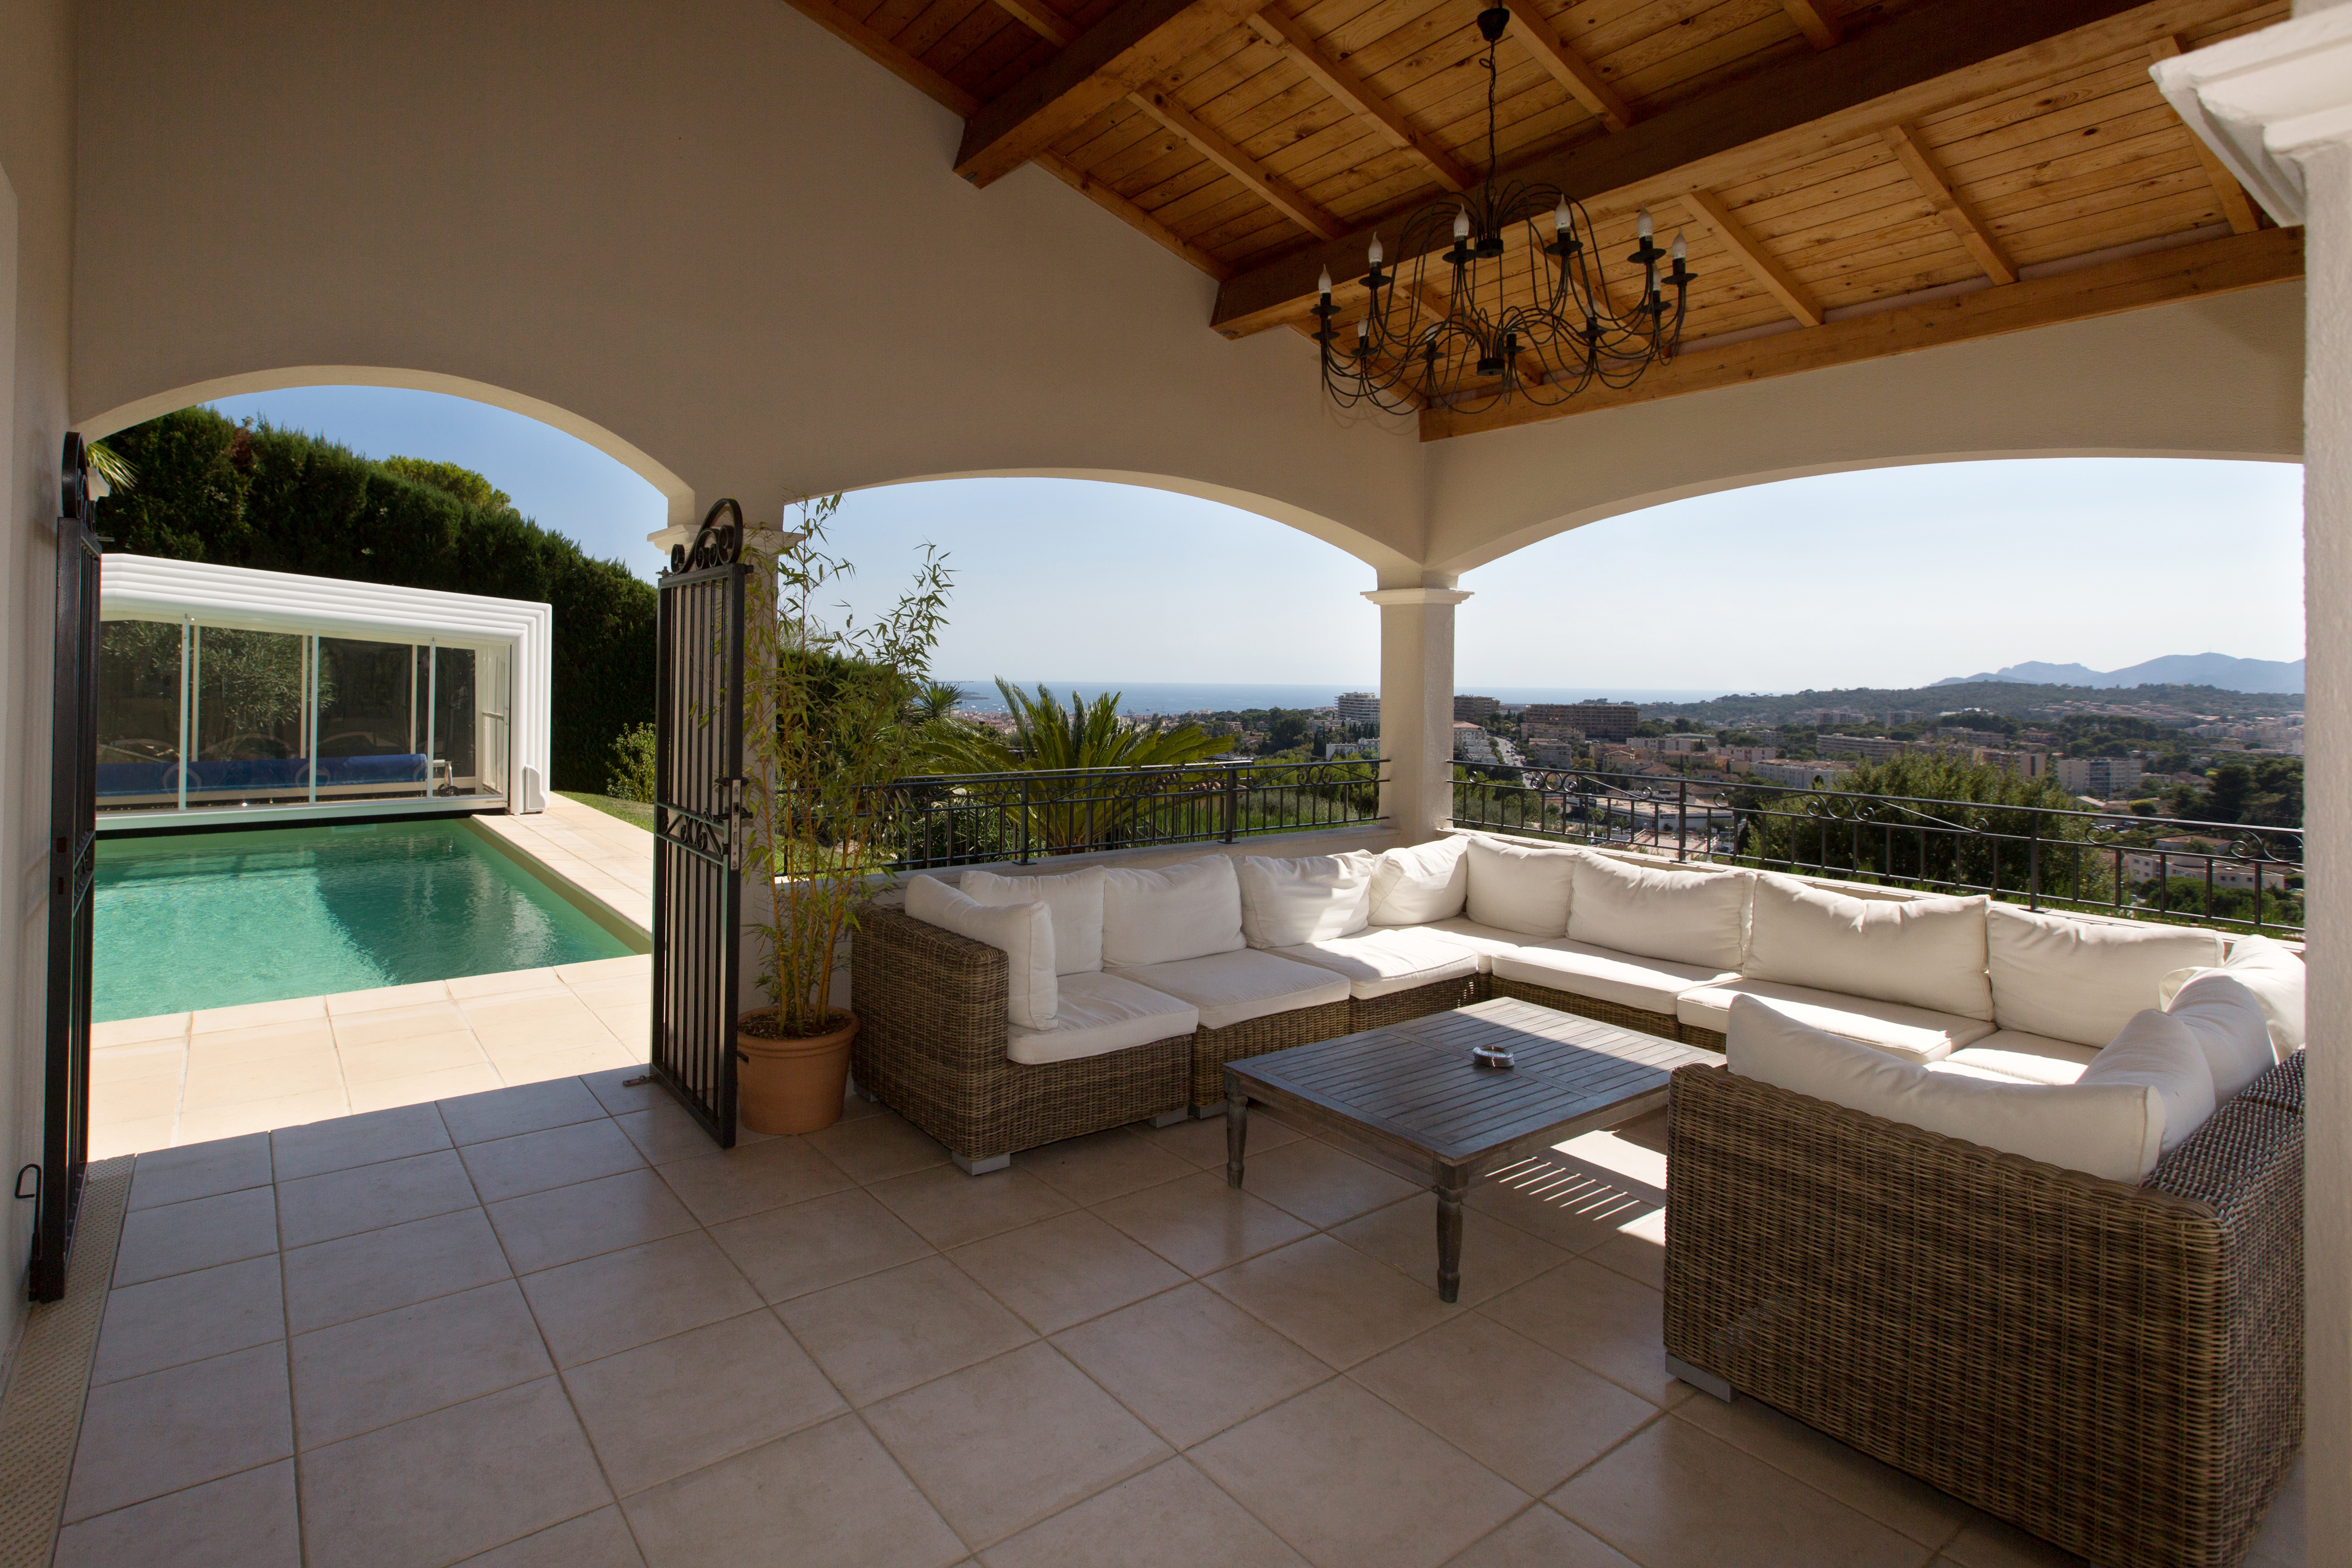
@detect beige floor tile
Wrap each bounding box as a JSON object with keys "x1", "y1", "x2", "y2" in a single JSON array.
[
  {"x1": 445, "y1": 966, "x2": 569, "y2": 1000},
  {"x1": 656, "y1": 1137, "x2": 854, "y2": 1226},
  {"x1": 1206, "y1": 1235, "x2": 1460, "y2": 1369},
  {"x1": 556, "y1": 954, "x2": 652, "y2": 986},
  {"x1": 804, "y1": 1110, "x2": 951, "y2": 1184},
  {"x1": 1935, "y1": 1516, "x2": 2089, "y2": 1567},
  {"x1": 90, "y1": 1115, "x2": 180, "y2": 1161},
  {"x1": 1051, "y1": 1282, "x2": 1330, "y2": 1449},
  {"x1": 1464, "y1": 1156, "x2": 1657, "y2": 1255},
  {"x1": 272, "y1": 1102, "x2": 451, "y2": 1182},
  {"x1": 129, "y1": 1133, "x2": 273, "y2": 1210},
  {"x1": 1351, "y1": 1314, "x2": 1659, "y2": 1495},
  {"x1": 191, "y1": 995, "x2": 328, "y2": 1032},
  {"x1": 283, "y1": 1208, "x2": 512, "y2": 1336},
  {"x1": 277, "y1": 1149, "x2": 479, "y2": 1249},
  {"x1": 338, "y1": 1033, "x2": 493, "y2": 1083},
  {"x1": 292, "y1": 1280, "x2": 554, "y2": 1449},
  {"x1": 1093, "y1": 1169, "x2": 1316, "y2": 1277},
  {"x1": 981, "y1": 1456, "x2": 1308, "y2": 1568},
  {"x1": 442, "y1": 1076, "x2": 608, "y2": 1145},
  {"x1": 709, "y1": 1187, "x2": 932, "y2": 1303},
  {"x1": 324, "y1": 981, "x2": 456, "y2": 1015},
  {"x1": 64, "y1": 1344, "x2": 293, "y2": 1523},
  {"x1": 88, "y1": 1074, "x2": 182, "y2": 1122},
  {"x1": 351, "y1": 1062, "x2": 506, "y2": 1116},
  {"x1": 1138, "y1": 1109, "x2": 1301, "y2": 1168},
  {"x1": 462, "y1": 1117, "x2": 647, "y2": 1204},
  {"x1": 565, "y1": 977, "x2": 650, "y2": 1011},
  {"x1": 112, "y1": 1186, "x2": 278, "y2": 1286},
  {"x1": 1440, "y1": 1505, "x2": 1640, "y2": 1567},
  {"x1": 1673, "y1": 1393, "x2": 1975, "y2": 1548},
  {"x1": 185, "y1": 1017, "x2": 339, "y2": 1065},
  {"x1": 779, "y1": 1254, "x2": 1034, "y2": 1407},
  {"x1": 498, "y1": 1042, "x2": 641, "y2": 1087},
  {"x1": 1333, "y1": 1194, "x2": 1569, "y2": 1306},
  {"x1": 613, "y1": 1098, "x2": 759, "y2": 1164},
  {"x1": 620, "y1": 1414, "x2": 962, "y2": 1568},
  {"x1": 865, "y1": 1341, "x2": 1172, "y2": 1547},
  {"x1": 463, "y1": 993, "x2": 617, "y2": 1052},
  {"x1": 489, "y1": 1167, "x2": 699, "y2": 1274},
  {"x1": 1585, "y1": 1223, "x2": 1666, "y2": 1291},
  {"x1": 1190, "y1": 1379, "x2": 1528, "y2": 1568},
  {"x1": 585, "y1": 1067, "x2": 666, "y2": 1119},
  {"x1": 949, "y1": 1209, "x2": 1186, "y2": 1334},
  {"x1": 92, "y1": 1040, "x2": 187, "y2": 1083},
  {"x1": 94, "y1": 1254, "x2": 284, "y2": 1383},
  {"x1": 1480, "y1": 1258, "x2": 1690, "y2": 1408},
  {"x1": 563, "y1": 1310, "x2": 845, "y2": 1495},
  {"x1": 518, "y1": 1231, "x2": 763, "y2": 1368},
  {"x1": 175, "y1": 1089, "x2": 354, "y2": 1146},
  {"x1": 453, "y1": 1506, "x2": 643, "y2": 1567},
  {"x1": 1550, "y1": 1417, "x2": 1930, "y2": 1568},
  {"x1": 1235, "y1": 1137, "x2": 1423, "y2": 1229},
  {"x1": 94, "y1": 1012, "x2": 192, "y2": 1048},
  {"x1": 52, "y1": 1458, "x2": 299, "y2": 1568},
  {"x1": 298, "y1": 1378, "x2": 612, "y2": 1568},
  {"x1": 1015, "y1": 1126, "x2": 1196, "y2": 1204},
  {"x1": 182, "y1": 1047, "x2": 347, "y2": 1111},
  {"x1": 869, "y1": 1164, "x2": 1077, "y2": 1250}
]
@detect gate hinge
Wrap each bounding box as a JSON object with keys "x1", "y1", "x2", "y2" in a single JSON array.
[{"x1": 721, "y1": 776, "x2": 750, "y2": 872}]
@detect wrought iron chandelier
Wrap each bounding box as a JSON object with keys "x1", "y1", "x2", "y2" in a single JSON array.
[{"x1": 1314, "y1": 4, "x2": 1695, "y2": 415}]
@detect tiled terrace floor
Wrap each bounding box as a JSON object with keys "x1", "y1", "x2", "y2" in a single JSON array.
[{"x1": 55, "y1": 1072, "x2": 2307, "y2": 1568}]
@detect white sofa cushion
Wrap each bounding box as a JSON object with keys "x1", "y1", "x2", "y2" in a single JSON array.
[
  {"x1": 1745, "y1": 875, "x2": 1992, "y2": 1021},
  {"x1": 1102, "y1": 855, "x2": 1246, "y2": 969},
  {"x1": 1415, "y1": 916, "x2": 1538, "y2": 970},
  {"x1": 1727, "y1": 995, "x2": 2165, "y2": 1183},
  {"x1": 1115, "y1": 949, "x2": 1351, "y2": 1031},
  {"x1": 2160, "y1": 934, "x2": 2306, "y2": 1054},
  {"x1": 904, "y1": 875, "x2": 1057, "y2": 1032},
  {"x1": 1272, "y1": 926, "x2": 1483, "y2": 1000},
  {"x1": 2164, "y1": 973, "x2": 2280, "y2": 1102},
  {"x1": 1567, "y1": 854, "x2": 1749, "y2": 971},
  {"x1": 1937, "y1": 1031, "x2": 2101, "y2": 1085},
  {"x1": 1007, "y1": 972, "x2": 1199, "y2": 1066},
  {"x1": 1491, "y1": 939, "x2": 1735, "y2": 1016},
  {"x1": 1678, "y1": 978, "x2": 1995, "y2": 1064},
  {"x1": 1463, "y1": 838, "x2": 1579, "y2": 936},
  {"x1": 1238, "y1": 853, "x2": 1376, "y2": 949},
  {"x1": 1369, "y1": 836, "x2": 1470, "y2": 925},
  {"x1": 2076, "y1": 1009, "x2": 2216, "y2": 1153},
  {"x1": 1986, "y1": 905, "x2": 2223, "y2": 1048},
  {"x1": 958, "y1": 865, "x2": 1105, "y2": 975}
]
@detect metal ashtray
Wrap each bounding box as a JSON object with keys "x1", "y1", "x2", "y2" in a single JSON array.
[{"x1": 1471, "y1": 1043, "x2": 1516, "y2": 1071}]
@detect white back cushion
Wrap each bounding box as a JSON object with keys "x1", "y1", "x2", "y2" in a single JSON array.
[
  {"x1": 1238, "y1": 853, "x2": 1376, "y2": 948},
  {"x1": 2160, "y1": 934, "x2": 2306, "y2": 1054},
  {"x1": 1745, "y1": 875, "x2": 1992, "y2": 1021},
  {"x1": 2076, "y1": 1010, "x2": 2216, "y2": 1151},
  {"x1": 1369, "y1": 836, "x2": 1470, "y2": 925},
  {"x1": 903, "y1": 876, "x2": 1057, "y2": 1031},
  {"x1": 1463, "y1": 839, "x2": 1579, "y2": 936},
  {"x1": 1987, "y1": 906, "x2": 2225, "y2": 1048},
  {"x1": 1566, "y1": 854, "x2": 1749, "y2": 971},
  {"x1": 1727, "y1": 995, "x2": 2164, "y2": 1183},
  {"x1": 1102, "y1": 855, "x2": 1246, "y2": 969},
  {"x1": 2163, "y1": 973, "x2": 2281, "y2": 1102},
  {"x1": 959, "y1": 865, "x2": 1106, "y2": 975}
]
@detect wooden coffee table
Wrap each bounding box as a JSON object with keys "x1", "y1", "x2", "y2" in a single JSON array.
[{"x1": 1223, "y1": 997, "x2": 1719, "y2": 1302}]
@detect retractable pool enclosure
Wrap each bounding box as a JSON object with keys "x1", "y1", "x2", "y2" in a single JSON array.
[{"x1": 96, "y1": 555, "x2": 553, "y2": 826}]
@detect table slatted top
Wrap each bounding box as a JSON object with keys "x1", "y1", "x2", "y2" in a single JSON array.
[{"x1": 1227, "y1": 998, "x2": 1719, "y2": 1164}]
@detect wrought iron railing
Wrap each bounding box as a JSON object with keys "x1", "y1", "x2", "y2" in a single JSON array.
[
  {"x1": 1452, "y1": 765, "x2": 2305, "y2": 936},
  {"x1": 886, "y1": 759, "x2": 1385, "y2": 868}
]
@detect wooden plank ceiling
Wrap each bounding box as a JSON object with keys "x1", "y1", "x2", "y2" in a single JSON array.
[{"x1": 782, "y1": 0, "x2": 2301, "y2": 439}]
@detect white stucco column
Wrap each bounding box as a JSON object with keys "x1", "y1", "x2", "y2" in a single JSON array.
[
  {"x1": 1363, "y1": 587, "x2": 1472, "y2": 843},
  {"x1": 2156, "y1": 15, "x2": 2352, "y2": 1563}
]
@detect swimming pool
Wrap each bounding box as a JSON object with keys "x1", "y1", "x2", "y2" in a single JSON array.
[{"x1": 94, "y1": 820, "x2": 640, "y2": 1021}]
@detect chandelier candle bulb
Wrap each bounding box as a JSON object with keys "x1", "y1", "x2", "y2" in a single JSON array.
[
  {"x1": 1368, "y1": 235, "x2": 1383, "y2": 266},
  {"x1": 1317, "y1": 265, "x2": 1333, "y2": 299},
  {"x1": 1555, "y1": 198, "x2": 1571, "y2": 233},
  {"x1": 1637, "y1": 207, "x2": 1653, "y2": 240},
  {"x1": 1672, "y1": 230, "x2": 1686, "y2": 262},
  {"x1": 1454, "y1": 208, "x2": 1471, "y2": 240}
]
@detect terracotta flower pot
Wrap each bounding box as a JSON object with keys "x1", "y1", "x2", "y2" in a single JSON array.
[{"x1": 736, "y1": 1009, "x2": 857, "y2": 1135}]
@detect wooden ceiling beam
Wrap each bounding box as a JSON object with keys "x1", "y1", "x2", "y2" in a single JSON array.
[
  {"x1": 1781, "y1": 1, "x2": 1843, "y2": 50},
  {"x1": 1510, "y1": 6, "x2": 1637, "y2": 132},
  {"x1": 1881, "y1": 123, "x2": 2017, "y2": 284},
  {"x1": 1246, "y1": 9, "x2": 1479, "y2": 192},
  {"x1": 2148, "y1": 37, "x2": 2263, "y2": 235},
  {"x1": 1129, "y1": 89, "x2": 1349, "y2": 240},
  {"x1": 1211, "y1": 0, "x2": 2174, "y2": 339},
  {"x1": 954, "y1": 0, "x2": 1266, "y2": 187},
  {"x1": 1421, "y1": 225, "x2": 2302, "y2": 440},
  {"x1": 1679, "y1": 187, "x2": 1824, "y2": 326},
  {"x1": 994, "y1": 0, "x2": 1079, "y2": 46}
]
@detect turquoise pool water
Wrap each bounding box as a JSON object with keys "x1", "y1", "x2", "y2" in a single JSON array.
[{"x1": 94, "y1": 820, "x2": 637, "y2": 1021}]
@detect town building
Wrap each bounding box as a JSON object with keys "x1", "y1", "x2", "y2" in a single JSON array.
[
  {"x1": 1452, "y1": 721, "x2": 1499, "y2": 764},
  {"x1": 2054, "y1": 756, "x2": 2146, "y2": 798},
  {"x1": 1335, "y1": 691, "x2": 1380, "y2": 727},
  {"x1": 1524, "y1": 701, "x2": 1638, "y2": 740},
  {"x1": 1818, "y1": 733, "x2": 1907, "y2": 762},
  {"x1": 1453, "y1": 694, "x2": 1500, "y2": 722},
  {"x1": 1744, "y1": 759, "x2": 1858, "y2": 789}
]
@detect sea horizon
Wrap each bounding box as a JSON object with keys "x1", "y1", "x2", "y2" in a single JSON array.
[{"x1": 948, "y1": 681, "x2": 1730, "y2": 713}]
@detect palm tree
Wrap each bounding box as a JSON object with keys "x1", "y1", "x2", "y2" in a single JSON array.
[{"x1": 902, "y1": 678, "x2": 968, "y2": 729}]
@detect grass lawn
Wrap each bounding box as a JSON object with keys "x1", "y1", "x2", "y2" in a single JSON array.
[{"x1": 558, "y1": 790, "x2": 656, "y2": 832}]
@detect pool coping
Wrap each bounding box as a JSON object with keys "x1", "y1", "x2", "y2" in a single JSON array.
[{"x1": 465, "y1": 815, "x2": 652, "y2": 952}]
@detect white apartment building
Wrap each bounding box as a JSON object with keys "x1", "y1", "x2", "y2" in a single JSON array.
[
  {"x1": 1335, "y1": 691, "x2": 1381, "y2": 727},
  {"x1": 1744, "y1": 760, "x2": 1857, "y2": 789},
  {"x1": 2054, "y1": 756, "x2": 2145, "y2": 798}
]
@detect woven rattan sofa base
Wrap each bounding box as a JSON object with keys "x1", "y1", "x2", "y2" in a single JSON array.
[
  {"x1": 1664, "y1": 1054, "x2": 2304, "y2": 1568},
  {"x1": 1189, "y1": 999, "x2": 1355, "y2": 1111},
  {"x1": 849, "y1": 904, "x2": 1190, "y2": 1164},
  {"x1": 1488, "y1": 976, "x2": 1686, "y2": 1042},
  {"x1": 1346, "y1": 972, "x2": 1489, "y2": 1033}
]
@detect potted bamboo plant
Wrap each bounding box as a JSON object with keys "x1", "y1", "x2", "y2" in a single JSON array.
[{"x1": 734, "y1": 495, "x2": 951, "y2": 1134}]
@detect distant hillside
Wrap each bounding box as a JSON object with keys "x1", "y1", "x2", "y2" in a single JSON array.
[
  {"x1": 1637, "y1": 681, "x2": 2303, "y2": 728},
  {"x1": 1936, "y1": 653, "x2": 2303, "y2": 693}
]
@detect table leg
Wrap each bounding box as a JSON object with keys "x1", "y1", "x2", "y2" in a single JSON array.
[
  {"x1": 1435, "y1": 1164, "x2": 1468, "y2": 1304},
  {"x1": 1225, "y1": 1093, "x2": 1248, "y2": 1189}
]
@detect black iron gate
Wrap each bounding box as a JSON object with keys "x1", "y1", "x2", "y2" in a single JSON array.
[
  {"x1": 30, "y1": 436, "x2": 102, "y2": 1302},
  {"x1": 650, "y1": 499, "x2": 749, "y2": 1147}
]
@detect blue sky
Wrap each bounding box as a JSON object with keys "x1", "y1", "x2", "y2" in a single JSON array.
[{"x1": 207, "y1": 386, "x2": 2305, "y2": 695}]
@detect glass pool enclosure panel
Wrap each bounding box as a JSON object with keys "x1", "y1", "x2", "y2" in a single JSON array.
[{"x1": 98, "y1": 615, "x2": 515, "y2": 817}]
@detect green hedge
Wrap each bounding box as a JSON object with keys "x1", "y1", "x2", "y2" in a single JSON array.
[{"x1": 97, "y1": 408, "x2": 656, "y2": 792}]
